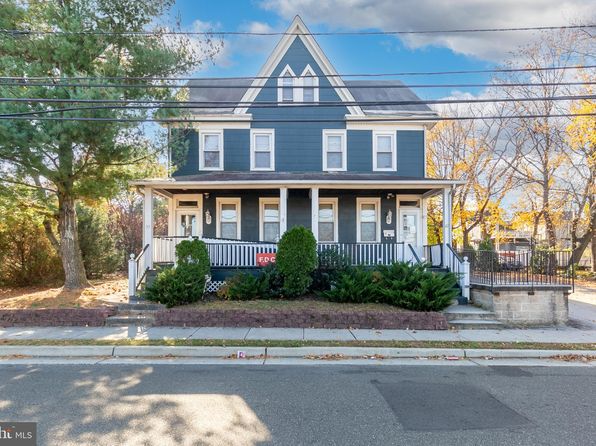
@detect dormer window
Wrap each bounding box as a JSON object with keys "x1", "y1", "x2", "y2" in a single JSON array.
[
  {"x1": 278, "y1": 65, "x2": 297, "y2": 103},
  {"x1": 300, "y1": 65, "x2": 319, "y2": 103}
]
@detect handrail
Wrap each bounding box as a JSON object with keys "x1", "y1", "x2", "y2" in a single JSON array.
[
  {"x1": 408, "y1": 244, "x2": 422, "y2": 263},
  {"x1": 446, "y1": 243, "x2": 463, "y2": 263},
  {"x1": 135, "y1": 243, "x2": 149, "y2": 262}
]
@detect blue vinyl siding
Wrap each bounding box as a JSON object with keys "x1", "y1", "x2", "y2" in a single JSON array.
[
  {"x1": 347, "y1": 130, "x2": 372, "y2": 172},
  {"x1": 171, "y1": 129, "x2": 199, "y2": 176},
  {"x1": 250, "y1": 37, "x2": 347, "y2": 172},
  {"x1": 224, "y1": 129, "x2": 250, "y2": 171},
  {"x1": 397, "y1": 130, "x2": 425, "y2": 177}
]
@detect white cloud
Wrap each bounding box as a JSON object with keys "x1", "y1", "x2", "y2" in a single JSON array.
[{"x1": 259, "y1": 0, "x2": 594, "y2": 61}]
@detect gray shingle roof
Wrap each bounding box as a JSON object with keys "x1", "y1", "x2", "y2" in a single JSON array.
[{"x1": 186, "y1": 78, "x2": 436, "y2": 116}]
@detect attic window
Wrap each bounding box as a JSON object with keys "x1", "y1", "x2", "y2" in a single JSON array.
[
  {"x1": 300, "y1": 65, "x2": 319, "y2": 102},
  {"x1": 278, "y1": 65, "x2": 297, "y2": 103}
]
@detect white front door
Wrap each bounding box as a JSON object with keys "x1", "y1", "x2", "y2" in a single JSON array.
[
  {"x1": 176, "y1": 210, "x2": 200, "y2": 237},
  {"x1": 399, "y1": 209, "x2": 422, "y2": 247}
]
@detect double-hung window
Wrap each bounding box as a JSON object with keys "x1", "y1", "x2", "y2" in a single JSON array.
[
  {"x1": 200, "y1": 130, "x2": 223, "y2": 170},
  {"x1": 373, "y1": 131, "x2": 396, "y2": 171},
  {"x1": 323, "y1": 130, "x2": 346, "y2": 171},
  {"x1": 251, "y1": 129, "x2": 275, "y2": 171},
  {"x1": 318, "y1": 198, "x2": 338, "y2": 242},
  {"x1": 217, "y1": 198, "x2": 241, "y2": 240},
  {"x1": 300, "y1": 65, "x2": 319, "y2": 102},
  {"x1": 278, "y1": 65, "x2": 297, "y2": 103},
  {"x1": 259, "y1": 198, "x2": 280, "y2": 242},
  {"x1": 357, "y1": 198, "x2": 381, "y2": 242}
]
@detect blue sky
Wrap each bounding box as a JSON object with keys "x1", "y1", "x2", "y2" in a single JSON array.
[{"x1": 167, "y1": 0, "x2": 591, "y2": 100}]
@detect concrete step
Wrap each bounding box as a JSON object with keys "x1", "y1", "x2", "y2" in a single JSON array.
[
  {"x1": 105, "y1": 315, "x2": 155, "y2": 327},
  {"x1": 448, "y1": 319, "x2": 505, "y2": 329},
  {"x1": 444, "y1": 305, "x2": 499, "y2": 321},
  {"x1": 117, "y1": 302, "x2": 165, "y2": 312}
]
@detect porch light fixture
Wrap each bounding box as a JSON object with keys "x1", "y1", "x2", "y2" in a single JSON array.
[
  {"x1": 386, "y1": 193, "x2": 395, "y2": 199},
  {"x1": 203, "y1": 192, "x2": 210, "y2": 199},
  {"x1": 205, "y1": 210, "x2": 212, "y2": 225},
  {"x1": 386, "y1": 209, "x2": 392, "y2": 225}
]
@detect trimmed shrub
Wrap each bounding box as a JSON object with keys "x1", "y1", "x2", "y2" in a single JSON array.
[
  {"x1": 321, "y1": 267, "x2": 381, "y2": 303},
  {"x1": 276, "y1": 226, "x2": 317, "y2": 297},
  {"x1": 145, "y1": 238, "x2": 210, "y2": 307},
  {"x1": 377, "y1": 262, "x2": 458, "y2": 311},
  {"x1": 217, "y1": 272, "x2": 268, "y2": 301},
  {"x1": 144, "y1": 263, "x2": 207, "y2": 307},
  {"x1": 323, "y1": 261, "x2": 458, "y2": 311},
  {"x1": 312, "y1": 248, "x2": 352, "y2": 291}
]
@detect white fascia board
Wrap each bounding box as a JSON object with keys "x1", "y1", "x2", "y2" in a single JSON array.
[
  {"x1": 131, "y1": 179, "x2": 465, "y2": 189},
  {"x1": 234, "y1": 16, "x2": 363, "y2": 116}
]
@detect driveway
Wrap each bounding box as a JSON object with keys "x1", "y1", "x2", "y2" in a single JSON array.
[{"x1": 568, "y1": 283, "x2": 596, "y2": 329}]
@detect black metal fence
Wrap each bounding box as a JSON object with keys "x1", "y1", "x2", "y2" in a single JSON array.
[{"x1": 458, "y1": 249, "x2": 574, "y2": 291}]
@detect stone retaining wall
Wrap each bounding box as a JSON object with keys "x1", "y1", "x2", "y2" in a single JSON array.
[
  {"x1": 471, "y1": 285, "x2": 569, "y2": 326},
  {"x1": 0, "y1": 307, "x2": 117, "y2": 327},
  {"x1": 154, "y1": 309, "x2": 448, "y2": 330}
]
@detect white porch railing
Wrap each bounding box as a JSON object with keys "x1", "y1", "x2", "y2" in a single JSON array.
[
  {"x1": 423, "y1": 244, "x2": 444, "y2": 267},
  {"x1": 152, "y1": 236, "x2": 409, "y2": 267}
]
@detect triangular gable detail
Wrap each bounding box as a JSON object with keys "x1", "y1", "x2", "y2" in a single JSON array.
[{"x1": 234, "y1": 16, "x2": 363, "y2": 116}]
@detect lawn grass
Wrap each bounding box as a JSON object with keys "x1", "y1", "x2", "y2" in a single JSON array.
[
  {"x1": 178, "y1": 298, "x2": 404, "y2": 312},
  {"x1": 0, "y1": 338, "x2": 593, "y2": 350}
]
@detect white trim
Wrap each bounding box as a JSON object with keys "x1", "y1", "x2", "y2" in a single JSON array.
[
  {"x1": 373, "y1": 130, "x2": 396, "y2": 172},
  {"x1": 143, "y1": 187, "x2": 153, "y2": 270},
  {"x1": 322, "y1": 129, "x2": 347, "y2": 172},
  {"x1": 356, "y1": 197, "x2": 381, "y2": 243},
  {"x1": 279, "y1": 187, "x2": 288, "y2": 236},
  {"x1": 345, "y1": 122, "x2": 426, "y2": 131},
  {"x1": 318, "y1": 197, "x2": 338, "y2": 243},
  {"x1": 311, "y1": 187, "x2": 319, "y2": 241},
  {"x1": 173, "y1": 193, "x2": 203, "y2": 237},
  {"x1": 423, "y1": 126, "x2": 427, "y2": 177},
  {"x1": 216, "y1": 197, "x2": 241, "y2": 239},
  {"x1": 250, "y1": 129, "x2": 275, "y2": 171},
  {"x1": 259, "y1": 197, "x2": 281, "y2": 242},
  {"x1": 132, "y1": 179, "x2": 464, "y2": 189},
  {"x1": 234, "y1": 16, "x2": 363, "y2": 116},
  {"x1": 277, "y1": 65, "x2": 298, "y2": 104},
  {"x1": 299, "y1": 64, "x2": 319, "y2": 103},
  {"x1": 199, "y1": 129, "x2": 224, "y2": 171}
]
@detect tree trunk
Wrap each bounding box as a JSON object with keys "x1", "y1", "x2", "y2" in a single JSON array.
[
  {"x1": 58, "y1": 193, "x2": 89, "y2": 289},
  {"x1": 592, "y1": 231, "x2": 596, "y2": 273}
]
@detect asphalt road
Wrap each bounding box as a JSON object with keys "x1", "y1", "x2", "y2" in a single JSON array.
[{"x1": 0, "y1": 364, "x2": 593, "y2": 446}]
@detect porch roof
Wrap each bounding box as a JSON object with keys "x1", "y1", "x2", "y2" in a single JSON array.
[{"x1": 131, "y1": 172, "x2": 463, "y2": 193}]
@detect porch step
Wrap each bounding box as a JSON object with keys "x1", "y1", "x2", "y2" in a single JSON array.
[
  {"x1": 118, "y1": 302, "x2": 165, "y2": 312},
  {"x1": 444, "y1": 304, "x2": 504, "y2": 329},
  {"x1": 105, "y1": 314, "x2": 155, "y2": 327}
]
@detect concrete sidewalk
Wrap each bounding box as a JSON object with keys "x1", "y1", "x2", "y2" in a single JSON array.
[{"x1": 1, "y1": 325, "x2": 595, "y2": 344}]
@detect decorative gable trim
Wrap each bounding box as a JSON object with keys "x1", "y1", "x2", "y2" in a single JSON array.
[{"x1": 234, "y1": 16, "x2": 363, "y2": 116}]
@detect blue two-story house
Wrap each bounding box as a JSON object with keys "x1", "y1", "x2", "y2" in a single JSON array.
[{"x1": 132, "y1": 16, "x2": 462, "y2": 286}]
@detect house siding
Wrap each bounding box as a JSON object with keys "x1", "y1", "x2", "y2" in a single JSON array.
[{"x1": 397, "y1": 130, "x2": 425, "y2": 177}]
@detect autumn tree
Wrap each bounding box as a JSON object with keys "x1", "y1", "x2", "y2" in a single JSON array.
[{"x1": 0, "y1": 0, "x2": 219, "y2": 289}]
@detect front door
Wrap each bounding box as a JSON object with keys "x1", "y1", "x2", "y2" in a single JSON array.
[
  {"x1": 399, "y1": 209, "x2": 422, "y2": 247},
  {"x1": 176, "y1": 211, "x2": 200, "y2": 237}
]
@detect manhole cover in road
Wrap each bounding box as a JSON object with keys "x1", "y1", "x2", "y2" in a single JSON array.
[{"x1": 372, "y1": 380, "x2": 530, "y2": 431}]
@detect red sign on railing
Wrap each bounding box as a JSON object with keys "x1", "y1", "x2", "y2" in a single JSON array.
[{"x1": 256, "y1": 253, "x2": 276, "y2": 267}]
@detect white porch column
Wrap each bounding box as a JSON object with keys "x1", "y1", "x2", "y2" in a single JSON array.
[
  {"x1": 279, "y1": 187, "x2": 288, "y2": 236},
  {"x1": 143, "y1": 186, "x2": 154, "y2": 270},
  {"x1": 167, "y1": 196, "x2": 175, "y2": 236},
  {"x1": 311, "y1": 187, "x2": 319, "y2": 241},
  {"x1": 442, "y1": 187, "x2": 452, "y2": 266}
]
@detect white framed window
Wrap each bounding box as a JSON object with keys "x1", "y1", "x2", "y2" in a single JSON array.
[
  {"x1": 259, "y1": 198, "x2": 280, "y2": 242},
  {"x1": 216, "y1": 197, "x2": 241, "y2": 240},
  {"x1": 199, "y1": 130, "x2": 223, "y2": 171},
  {"x1": 322, "y1": 130, "x2": 347, "y2": 171},
  {"x1": 277, "y1": 65, "x2": 297, "y2": 103},
  {"x1": 250, "y1": 129, "x2": 275, "y2": 171},
  {"x1": 373, "y1": 131, "x2": 396, "y2": 171},
  {"x1": 300, "y1": 64, "x2": 319, "y2": 103},
  {"x1": 318, "y1": 198, "x2": 338, "y2": 242},
  {"x1": 357, "y1": 198, "x2": 381, "y2": 243}
]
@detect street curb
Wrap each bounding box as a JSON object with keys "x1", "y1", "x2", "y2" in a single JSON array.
[
  {"x1": 1, "y1": 345, "x2": 593, "y2": 359},
  {"x1": 0, "y1": 346, "x2": 114, "y2": 357}
]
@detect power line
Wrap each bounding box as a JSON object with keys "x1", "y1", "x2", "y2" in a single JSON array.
[
  {"x1": 0, "y1": 95, "x2": 593, "y2": 114},
  {"x1": 0, "y1": 81, "x2": 593, "y2": 90},
  {"x1": 2, "y1": 24, "x2": 595, "y2": 36},
  {"x1": 0, "y1": 113, "x2": 593, "y2": 124},
  {"x1": 0, "y1": 64, "x2": 593, "y2": 82}
]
